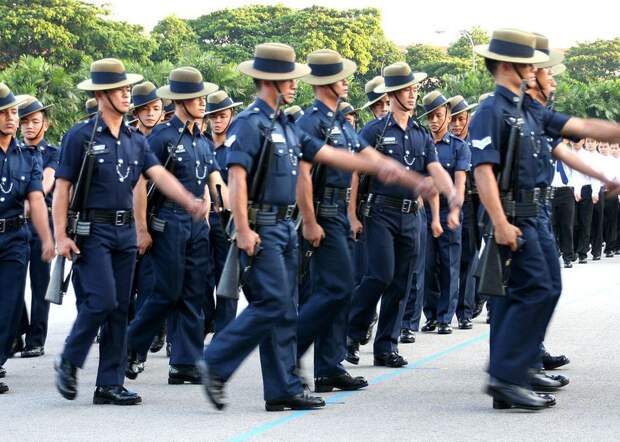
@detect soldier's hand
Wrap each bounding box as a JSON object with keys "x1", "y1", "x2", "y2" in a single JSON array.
[
  {"x1": 303, "y1": 221, "x2": 325, "y2": 248},
  {"x1": 56, "y1": 236, "x2": 80, "y2": 260},
  {"x1": 431, "y1": 220, "x2": 444, "y2": 238},
  {"x1": 41, "y1": 239, "x2": 56, "y2": 262},
  {"x1": 605, "y1": 178, "x2": 620, "y2": 197},
  {"x1": 350, "y1": 215, "x2": 363, "y2": 240},
  {"x1": 415, "y1": 177, "x2": 437, "y2": 200},
  {"x1": 574, "y1": 191, "x2": 581, "y2": 202},
  {"x1": 592, "y1": 194, "x2": 599, "y2": 204},
  {"x1": 494, "y1": 220, "x2": 523, "y2": 252},
  {"x1": 137, "y1": 227, "x2": 153, "y2": 255},
  {"x1": 376, "y1": 160, "x2": 405, "y2": 185},
  {"x1": 237, "y1": 228, "x2": 261, "y2": 256},
  {"x1": 447, "y1": 208, "x2": 461, "y2": 230},
  {"x1": 187, "y1": 199, "x2": 210, "y2": 220}
]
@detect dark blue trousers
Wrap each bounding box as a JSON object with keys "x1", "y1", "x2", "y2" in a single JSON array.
[
  {"x1": 204, "y1": 221, "x2": 303, "y2": 401},
  {"x1": 128, "y1": 207, "x2": 209, "y2": 366},
  {"x1": 0, "y1": 227, "x2": 29, "y2": 367},
  {"x1": 297, "y1": 205, "x2": 352, "y2": 377},
  {"x1": 347, "y1": 206, "x2": 417, "y2": 355},
  {"x1": 457, "y1": 201, "x2": 478, "y2": 321},
  {"x1": 423, "y1": 208, "x2": 462, "y2": 324},
  {"x1": 488, "y1": 217, "x2": 555, "y2": 386},
  {"x1": 402, "y1": 208, "x2": 427, "y2": 330},
  {"x1": 63, "y1": 223, "x2": 136, "y2": 386}
]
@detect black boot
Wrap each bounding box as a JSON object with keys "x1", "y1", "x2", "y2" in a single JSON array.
[{"x1": 54, "y1": 356, "x2": 78, "y2": 400}]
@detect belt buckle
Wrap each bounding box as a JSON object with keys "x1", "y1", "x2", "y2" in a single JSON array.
[
  {"x1": 0, "y1": 219, "x2": 5, "y2": 233},
  {"x1": 285, "y1": 205, "x2": 295, "y2": 219},
  {"x1": 345, "y1": 188, "x2": 352, "y2": 203},
  {"x1": 115, "y1": 210, "x2": 125, "y2": 226},
  {"x1": 402, "y1": 199, "x2": 412, "y2": 213}
]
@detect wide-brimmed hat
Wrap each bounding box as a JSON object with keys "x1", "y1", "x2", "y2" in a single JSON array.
[
  {"x1": 375, "y1": 63, "x2": 427, "y2": 94},
  {"x1": 131, "y1": 81, "x2": 161, "y2": 110},
  {"x1": 162, "y1": 99, "x2": 175, "y2": 115},
  {"x1": 478, "y1": 92, "x2": 493, "y2": 103},
  {"x1": 83, "y1": 98, "x2": 98, "y2": 119},
  {"x1": 238, "y1": 43, "x2": 311, "y2": 80},
  {"x1": 18, "y1": 95, "x2": 54, "y2": 119},
  {"x1": 360, "y1": 76, "x2": 387, "y2": 110},
  {"x1": 302, "y1": 49, "x2": 357, "y2": 86},
  {"x1": 284, "y1": 105, "x2": 304, "y2": 121},
  {"x1": 533, "y1": 34, "x2": 564, "y2": 69},
  {"x1": 550, "y1": 64, "x2": 566, "y2": 76},
  {"x1": 419, "y1": 90, "x2": 450, "y2": 118},
  {"x1": 338, "y1": 101, "x2": 358, "y2": 116},
  {"x1": 77, "y1": 58, "x2": 143, "y2": 91},
  {"x1": 447, "y1": 95, "x2": 478, "y2": 117},
  {"x1": 474, "y1": 29, "x2": 549, "y2": 64},
  {"x1": 204, "y1": 91, "x2": 242, "y2": 116},
  {"x1": 0, "y1": 84, "x2": 28, "y2": 112},
  {"x1": 157, "y1": 67, "x2": 218, "y2": 101}
]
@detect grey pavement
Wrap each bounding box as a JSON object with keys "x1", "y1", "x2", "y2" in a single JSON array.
[{"x1": 2, "y1": 255, "x2": 620, "y2": 441}]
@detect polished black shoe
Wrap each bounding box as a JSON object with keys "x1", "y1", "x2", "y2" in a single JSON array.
[
  {"x1": 9, "y1": 336, "x2": 24, "y2": 358},
  {"x1": 314, "y1": 372, "x2": 368, "y2": 393},
  {"x1": 345, "y1": 340, "x2": 360, "y2": 365},
  {"x1": 563, "y1": 260, "x2": 573, "y2": 269},
  {"x1": 125, "y1": 353, "x2": 141, "y2": 380},
  {"x1": 93, "y1": 385, "x2": 142, "y2": 405},
  {"x1": 615, "y1": 250, "x2": 620, "y2": 256},
  {"x1": 54, "y1": 356, "x2": 78, "y2": 400},
  {"x1": 196, "y1": 359, "x2": 227, "y2": 410},
  {"x1": 438, "y1": 323, "x2": 453, "y2": 334},
  {"x1": 0, "y1": 366, "x2": 5, "y2": 378},
  {"x1": 400, "y1": 328, "x2": 416, "y2": 344},
  {"x1": 578, "y1": 256, "x2": 588, "y2": 264},
  {"x1": 169, "y1": 365, "x2": 201, "y2": 384},
  {"x1": 542, "y1": 352, "x2": 570, "y2": 370},
  {"x1": 265, "y1": 392, "x2": 325, "y2": 412},
  {"x1": 493, "y1": 392, "x2": 556, "y2": 409},
  {"x1": 0, "y1": 382, "x2": 7, "y2": 394},
  {"x1": 21, "y1": 346, "x2": 45, "y2": 358},
  {"x1": 421, "y1": 319, "x2": 438, "y2": 332},
  {"x1": 605, "y1": 251, "x2": 615, "y2": 258},
  {"x1": 546, "y1": 372, "x2": 570, "y2": 387},
  {"x1": 486, "y1": 377, "x2": 551, "y2": 411},
  {"x1": 374, "y1": 352, "x2": 408, "y2": 367},
  {"x1": 361, "y1": 313, "x2": 378, "y2": 345},
  {"x1": 592, "y1": 255, "x2": 601, "y2": 261},
  {"x1": 529, "y1": 369, "x2": 566, "y2": 392},
  {"x1": 472, "y1": 301, "x2": 485, "y2": 319},
  {"x1": 458, "y1": 319, "x2": 473, "y2": 330},
  {"x1": 150, "y1": 329, "x2": 166, "y2": 353}
]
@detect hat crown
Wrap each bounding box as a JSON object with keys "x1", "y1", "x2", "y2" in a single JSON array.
[
  {"x1": 533, "y1": 33, "x2": 550, "y2": 52},
  {"x1": 491, "y1": 29, "x2": 537, "y2": 48},
  {"x1": 422, "y1": 90, "x2": 446, "y2": 107},
  {"x1": 91, "y1": 58, "x2": 127, "y2": 74},
  {"x1": 365, "y1": 76, "x2": 385, "y2": 94},
  {"x1": 307, "y1": 49, "x2": 342, "y2": 65},
  {"x1": 0, "y1": 83, "x2": 12, "y2": 99},
  {"x1": 132, "y1": 81, "x2": 157, "y2": 97},
  {"x1": 18, "y1": 95, "x2": 40, "y2": 109},
  {"x1": 207, "y1": 90, "x2": 229, "y2": 105},
  {"x1": 383, "y1": 62, "x2": 413, "y2": 78},
  {"x1": 254, "y1": 43, "x2": 297, "y2": 63},
  {"x1": 284, "y1": 105, "x2": 303, "y2": 116},
  {"x1": 169, "y1": 67, "x2": 203, "y2": 84}
]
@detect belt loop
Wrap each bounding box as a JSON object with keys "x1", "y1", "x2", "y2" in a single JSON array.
[{"x1": 0, "y1": 220, "x2": 5, "y2": 233}]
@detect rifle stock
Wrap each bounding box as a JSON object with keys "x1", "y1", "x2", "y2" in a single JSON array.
[{"x1": 45, "y1": 256, "x2": 67, "y2": 305}]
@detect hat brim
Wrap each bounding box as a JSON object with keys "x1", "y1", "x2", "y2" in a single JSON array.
[
  {"x1": 360, "y1": 93, "x2": 388, "y2": 110},
  {"x1": 19, "y1": 103, "x2": 54, "y2": 119},
  {"x1": 238, "y1": 60, "x2": 312, "y2": 80},
  {"x1": 550, "y1": 63, "x2": 566, "y2": 76},
  {"x1": 130, "y1": 97, "x2": 164, "y2": 113},
  {"x1": 374, "y1": 73, "x2": 428, "y2": 94},
  {"x1": 156, "y1": 82, "x2": 219, "y2": 100},
  {"x1": 534, "y1": 49, "x2": 564, "y2": 69},
  {"x1": 204, "y1": 101, "x2": 243, "y2": 116},
  {"x1": 77, "y1": 73, "x2": 144, "y2": 91},
  {"x1": 474, "y1": 45, "x2": 549, "y2": 64},
  {"x1": 301, "y1": 59, "x2": 357, "y2": 86},
  {"x1": 450, "y1": 102, "x2": 478, "y2": 117},
  {"x1": 0, "y1": 95, "x2": 29, "y2": 112},
  {"x1": 419, "y1": 98, "x2": 451, "y2": 119}
]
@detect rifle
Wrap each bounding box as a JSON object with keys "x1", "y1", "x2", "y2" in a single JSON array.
[
  {"x1": 476, "y1": 81, "x2": 527, "y2": 297},
  {"x1": 217, "y1": 94, "x2": 283, "y2": 299},
  {"x1": 45, "y1": 112, "x2": 100, "y2": 305}
]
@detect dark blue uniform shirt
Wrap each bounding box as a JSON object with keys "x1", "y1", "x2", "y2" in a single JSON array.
[
  {"x1": 469, "y1": 85, "x2": 570, "y2": 191},
  {"x1": 148, "y1": 115, "x2": 219, "y2": 199},
  {"x1": 434, "y1": 132, "x2": 471, "y2": 179},
  {"x1": 360, "y1": 114, "x2": 438, "y2": 199},
  {"x1": 0, "y1": 138, "x2": 43, "y2": 218},
  {"x1": 297, "y1": 99, "x2": 368, "y2": 189},
  {"x1": 57, "y1": 119, "x2": 159, "y2": 210},
  {"x1": 27, "y1": 139, "x2": 59, "y2": 206},
  {"x1": 225, "y1": 98, "x2": 324, "y2": 206}
]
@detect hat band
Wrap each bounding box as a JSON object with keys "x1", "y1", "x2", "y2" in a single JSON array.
[
  {"x1": 0, "y1": 92, "x2": 17, "y2": 109},
  {"x1": 133, "y1": 91, "x2": 160, "y2": 108},
  {"x1": 451, "y1": 100, "x2": 468, "y2": 114},
  {"x1": 91, "y1": 71, "x2": 128, "y2": 85},
  {"x1": 170, "y1": 80, "x2": 205, "y2": 94},
  {"x1": 538, "y1": 48, "x2": 550, "y2": 55},
  {"x1": 207, "y1": 97, "x2": 234, "y2": 113},
  {"x1": 366, "y1": 91, "x2": 383, "y2": 103},
  {"x1": 384, "y1": 73, "x2": 414, "y2": 88},
  {"x1": 253, "y1": 57, "x2": 296, "y2": 74},
  {"x1": 424, "y1": 95, "x2": 448, "y2": 113},
  {"x1": 341, "y1": 105, "x2": 355, "y2": 114},
  {"x1": 488, "y1": 39, "x2": 535, "y2": 58},
  {"x1": 19, "y1": 101, "x2": 44, "y2": 117},
  {"x1": 308, "y1": 62, "x2": 344, "y2": 77}
]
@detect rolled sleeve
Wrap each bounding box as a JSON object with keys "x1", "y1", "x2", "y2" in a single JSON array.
[
  {"x1": 142, "y1": 143, "x2": 160, "y2": 174},
  {"x1": 56, "y1": 125, "x2": 85, "y2": 183},
  {"x1": 469, "y1": 105, "x2": 503, "y2": 168},
  {"x1": 455, "y1": 140, "x2": 471, "y2": 171},
  {"x1": 26, "y1": 157, "x2": 44, "y2": 194},
  {"x1": 542, "y1": 108, "x2": 571, "y2": 139},
  {"x1": 423, "y1": 134, "x2": 439, "y2": 167},
  {"x1": 44, "y1": 147, "x2": 60, "y2": 171},
  {"x1": 225, "y1": 119, "x2": 260, "y2": 172},
  {"x1": 297, "y1": 127, "x2": 323, "y2": 163}
]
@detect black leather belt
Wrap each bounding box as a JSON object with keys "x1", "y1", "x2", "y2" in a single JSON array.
[
  {"x1": 319, "y1": 186, "x2": 351, "y2": 203},
  {"x1": 249, "y1": 204, "x2": 296, "y2": 225},
  {"x1": 0, "y1": 215, "x2": 25, "y2": 233},
  {"x1": 85, "y1": 210, "x2": 134, "y2": 226},
  {"x1": 370, "y1": 194, "x2": 418, "y2": 214},
  {"x1": 500, "y1": 187, "x2": 553, "y2": 219}
]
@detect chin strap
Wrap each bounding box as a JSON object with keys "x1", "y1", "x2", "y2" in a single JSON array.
[
  {"x1": 392, "y1": 93, "x2": 413, "y2": 113},
  {"x1": 453, "y1": 112, "x2": 470, "y2": 139},
  {"x1": 102, "y1": 91, "x2": 125, "y2": 116},
  {"x1": 136, "y1": 108, "x2": 163, "y2": 130}
]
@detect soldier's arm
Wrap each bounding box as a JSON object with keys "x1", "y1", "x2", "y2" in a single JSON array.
[
  {"x1": 42, "y1": 167, "x2": 56, "y2": 196},
  {"x1": 427, "y1": 162, "x2": 457, "y2": 201},
  {"x1": 208, "y1": 171, "x2": 228, "y2": 210},
  {"x1": 553, "y1": 143, "x2": 611, "y2": 184},
  {"x1": 146, "y1": 165, "x2": 208, "y2": 218},
  {"x1": 296, "y1": 160, "x2": 324, "y2": 246},
  {"x1": 28, "y1": 191, "x2": 54, "y2": 261},
  {"x1": 132, "y1": 176, "x2": 151, "y2": 255},
  {"x1": 562, "y1": 118, "x2": 620, "y2": 144}
]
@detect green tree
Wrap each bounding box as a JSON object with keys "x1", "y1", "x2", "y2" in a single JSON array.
[
  {"x1": 447, "y1": 27, "x2": 489, "y2": 59},
  {"x1": 151, "y1": 15, "x2": 200, "y2": 64},
  {"x1": 564, "y1": 38, "x2": 620, "y2": 82}
]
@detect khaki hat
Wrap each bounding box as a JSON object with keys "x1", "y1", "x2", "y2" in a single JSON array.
[
  {"x1": 474, "y1": 29, "x2": 548, "y2": 64},
  {"x1": 338, "y1": 101, "x2": 358, "y2": 116},
  {"x1": 204, "y1": 90, "x2": 242, "y2": 115},
  {"x1": 374, "y1": 62, "x2": 427, "y2": 94},
  {"x1": 18, "y1": 95, "x2": 54, "y2": 119},
  {"x1": 419, "y1": 90, "x2": 450, "y2": 118},
  {"x1": 131, "y1": 81, "x2": 161, "y2": 110},
  {"x1": 162, "y1": 99, "x2": 175, "y2": 115},
  {"x1": 238, "y1": 43, "x2": 311, "y2": 80},
  {"x1": 157, "y1": 67, "x2": 218, "y2": 100},
  {"x1": 447, "y1": 95, "x2": 478, "y2": 117},
  {"x1": 83, "y1": 98, "x2": 98, "y2": 119},
  {"x1": 284, "y1": 105, "x2": 304, "y2": 121},
  {"x1": 478, "y1": 92, "x2": 493, "y2": 103},
  {"x1": 533, "y1": 34, "x2": 564, "y2": 69},
  {"x1": 550, "y1": 64, "x2": 566, "y2": 76},
  {"x1": 0, "y1": 84, "x2": 27, "y2": 112},
  {"x1": 302, "y1": 49, "x2": 357, "y2": 86},
  {"x1": 77, "y1": 58, "x2": 143, "y2": 91},
  {"x1": 360, "y1": 76, "x2": 387, "y2": 110}
]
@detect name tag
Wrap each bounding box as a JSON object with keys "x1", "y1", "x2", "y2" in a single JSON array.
[
  {"x1": 175, "y1": 145, "x2": 186, "y2": 153},
  {"x1": 382, "y1": 137, "x2": 397, "y2": 145},
  {"x1": 330, "y1": 126, "x2": 342, "y2": 135},
  {"x1": 92, "y1": 144, "x2": 109, "y2": 154},
  {"x1": 271, "y1": 133, "x2": 286, "y2": 143}
]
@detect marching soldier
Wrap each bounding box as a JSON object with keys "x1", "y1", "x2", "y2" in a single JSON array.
[
  {"x1": 18, "y1": 96, "x2": 59, "y2": 358},
  {"x1": 199, "y1": 43, "x2": 429, "y2": 411},
  {"x1": 53, "y1": 59, "x2": 208, "y2": 405},
  {"x1": 131, "y1": 81, "x2": 164, "y2": 137},
  {"x1": 360, "y1": 76, "x2": 389, "y2": 119},
  {"x1": 0, "y1": 85, "x2": 54, "y2": 394},
  {"x1": 338, "y1": 102, "x2": 359, "y2": 129},
  {"x1": 470, "y1": 29, "x2": 620, "y2": 410},
  {"x1": 83, "y1": 98, "x2": 98, "y2": 120}
]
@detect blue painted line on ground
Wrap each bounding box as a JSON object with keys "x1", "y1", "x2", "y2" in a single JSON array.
[{"x1": 228, "y1": 331, "x2": 490, "y2": 442}]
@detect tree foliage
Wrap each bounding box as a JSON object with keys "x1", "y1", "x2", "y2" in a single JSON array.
[{"x1": 564, "y1": 38, "x2": 620, "y2": 83}]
